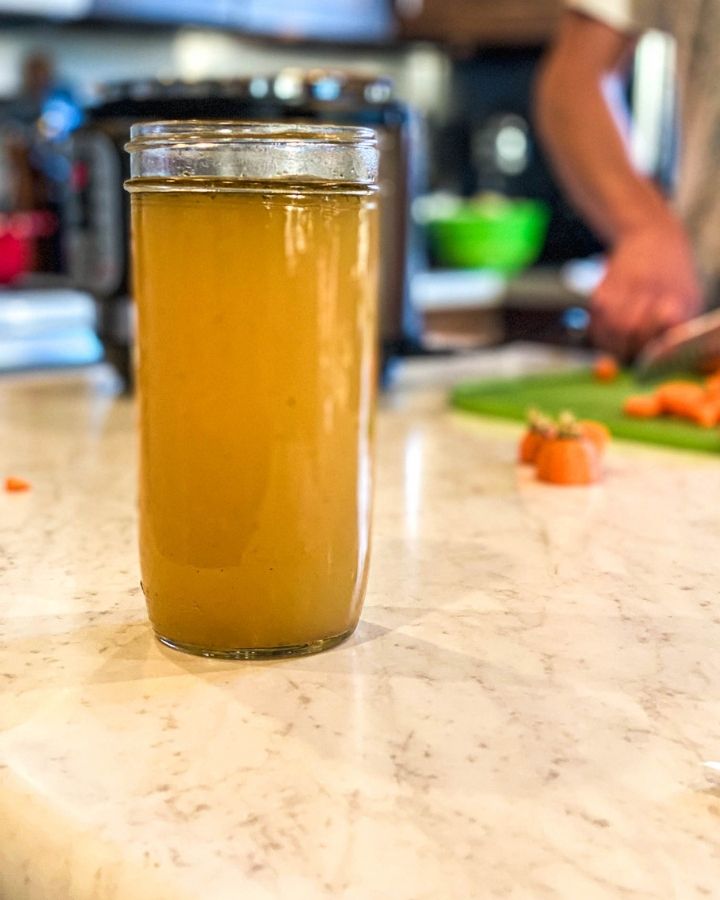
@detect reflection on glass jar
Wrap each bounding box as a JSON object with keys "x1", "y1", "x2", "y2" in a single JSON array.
[{"x1": 125, "y1": 122, "x2": 380, "y2": 659}]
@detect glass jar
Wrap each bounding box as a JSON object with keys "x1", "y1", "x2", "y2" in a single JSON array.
[{"x1": 125, "y1": 121, "x2": 379, "y2": 658}]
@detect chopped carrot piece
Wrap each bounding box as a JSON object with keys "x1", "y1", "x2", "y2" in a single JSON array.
[
  {"x1": 579, "y1": 420, "x2": 611, "y2": 454},
  {"x1": 623, "y1": 394, "x2": 662, "y2": 418},
  {"x1": 688, "y1": 400, "x2": 720, "y2": 428},
  {"x1": 535, "y1": 413, "x2": 601, "y2": 485},
  {"x1": 621, "y1": 377, "x2": 720, "y2": 427},
  {"x1": 519, "y1": 429, "x2": 544, "y2": 464},
  {"x1": 5, "y1": 476, "x2": 30, "y2": 492},
  {"x1": 536, "y1": 435, "x2": 600, "y2": 485},
  {"x1": 655, "y1": 382, "x2": 705, "y2": 418},
  {"x1": 518, "y1": 410, "x2": 554, "y2": 464},
  {"x1": 705, "y1": 374, "x2": 720, "y2": 397},
  {"x1": 593, "y1": 355, "x2": 619, "y2": 382}
]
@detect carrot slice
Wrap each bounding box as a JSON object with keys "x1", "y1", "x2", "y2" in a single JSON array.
[
  {"x1": 5, "y1": 476, "x2": 30, "y2": 492},
  {"x1": 580, "y1": 420, "x2": 611, "y2": 454},
  {"x1": 593, "y1": 355, "x2": 619, "y2": 383},
  {"x1": 536, "y1": 437, "x2": 600, "y2": 485},
  {"x1": 535, "y1": 413, "x2": 601, "y2": 485},
  {"x1": 705, "y1": 374, "x2": 720, "y2": 397},
  {"x1": 519, "y1": 429, "x2": 545, "y2": 464},
  {"x1": 518, "y1": 410, "x2": 555, "y2": 464},
  {"x1": 655, "y1": 382, "x2": 705, "y2": 418},
  {"x1": 688, "y1": 400, "x2": 720, "y2": 428},
  {"x1": 623, "y1": 394, "x2": 662, "y2": 418}
]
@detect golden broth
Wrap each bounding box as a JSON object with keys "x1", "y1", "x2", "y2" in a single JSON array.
[{"x1": 131, "y1": 183, "x2": 378, "y2": 655}]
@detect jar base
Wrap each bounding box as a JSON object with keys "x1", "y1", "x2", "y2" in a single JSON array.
[{"x1": 155, "y1": 625, "x2": 356, "y2": 660}]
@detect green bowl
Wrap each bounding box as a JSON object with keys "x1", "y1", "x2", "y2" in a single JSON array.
[{"x1": 427, "y1": 199, "x2": 550, "y2": 273}]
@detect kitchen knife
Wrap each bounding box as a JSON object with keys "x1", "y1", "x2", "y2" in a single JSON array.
[{"x1": 634, "y1": 308, "x2": 720, "y2": 381}]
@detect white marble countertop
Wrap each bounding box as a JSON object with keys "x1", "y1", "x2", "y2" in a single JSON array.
[{"x1": 2, "y1": 351, "x2": 720, "y2": 899}]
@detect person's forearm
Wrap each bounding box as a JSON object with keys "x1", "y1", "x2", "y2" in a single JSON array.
[{"x1": 535, "y1": 41, "x2": 670, "y2": 245}]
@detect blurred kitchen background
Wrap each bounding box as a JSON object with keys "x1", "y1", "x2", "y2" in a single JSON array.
[{"x1": 0, "y1": 0, "x2": 676, "y2": 383}]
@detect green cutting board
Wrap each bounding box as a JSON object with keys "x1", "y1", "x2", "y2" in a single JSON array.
[{"x1": 451, "y1": 369, "x2": 720, "y2": 454}]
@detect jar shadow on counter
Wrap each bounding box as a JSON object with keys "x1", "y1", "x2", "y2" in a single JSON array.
[{"x1": 2, "y1": 534, "x2": 526, "y2": 688}]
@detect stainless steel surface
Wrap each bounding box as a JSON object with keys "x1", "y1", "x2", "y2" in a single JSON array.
[
  {"x1": 125, "y1": 121, "x2": 379, "y2": 186},
  {"x1": 635, "y1": 308, "x2": 720, "y2": 380},
  {"x1": 67, "y1": 72, "x2": 422, "y2": 384}
]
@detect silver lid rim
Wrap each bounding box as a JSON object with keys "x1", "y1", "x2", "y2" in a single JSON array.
[{"x1": 125, "y1": 120, "x2": 379, "y2": 187}]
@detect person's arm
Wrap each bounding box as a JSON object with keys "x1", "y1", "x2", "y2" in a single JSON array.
[{"x1": 535, "y1": 11, "x2": 702, "y2": 357}]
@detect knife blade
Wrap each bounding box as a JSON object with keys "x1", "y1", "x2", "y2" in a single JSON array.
[{"x1": 634, "y1": 308, "x2": 720, "y2": 381}]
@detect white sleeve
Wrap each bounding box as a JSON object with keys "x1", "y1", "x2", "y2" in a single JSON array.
[{"x1": 566, "y1": 0, "x2": 667, "y2": 34}]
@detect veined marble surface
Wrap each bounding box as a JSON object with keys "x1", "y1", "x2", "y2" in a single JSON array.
[{"x1": 2, "y1": 351, "x2": 720, "y2": 899}]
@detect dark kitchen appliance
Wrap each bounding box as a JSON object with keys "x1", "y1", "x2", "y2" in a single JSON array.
[{"x1": 66, "y1": 71, "x2": 423, "y2": 385}]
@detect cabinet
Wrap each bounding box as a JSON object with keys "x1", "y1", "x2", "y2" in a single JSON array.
[{"x1": 396, "y1": 0, "x2": 563, "y2": 46}]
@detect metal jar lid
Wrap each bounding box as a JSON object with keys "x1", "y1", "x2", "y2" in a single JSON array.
[{"x1": 124, "y1": 120, "x2": 379, "y2": 189}]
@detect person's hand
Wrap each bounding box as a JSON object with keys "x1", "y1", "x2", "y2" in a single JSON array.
[{"x1": 591, "y1": 214, "x2": 703, "y2": 359}]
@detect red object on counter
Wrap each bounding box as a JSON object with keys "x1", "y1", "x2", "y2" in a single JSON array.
[
  {"x1": 0, "y1": 211, "x2": 58, "y2": 284},
  {"x1": 0, "y1": 229, "x2": 30, "y2": 284}
]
